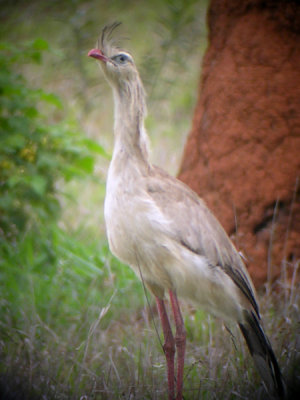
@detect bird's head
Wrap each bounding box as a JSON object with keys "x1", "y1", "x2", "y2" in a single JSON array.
[{"x1": 88, "y1": 23, "x2": 138, "y2": 89}]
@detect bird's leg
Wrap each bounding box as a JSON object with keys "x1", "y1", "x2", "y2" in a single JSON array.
[
  {"x1": 155, "y1": 296, "x2": 176, "y2": 400},
  {"x1": 169, "y1": 290, "x2": 186, "y2": 400}
]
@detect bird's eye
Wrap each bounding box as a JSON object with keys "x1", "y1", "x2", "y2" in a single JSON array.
[{"x1": 112, "y1": 53, "x2": 130, "y2": 64}]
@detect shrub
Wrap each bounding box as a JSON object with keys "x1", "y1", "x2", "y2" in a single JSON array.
[{"x1": 0, "y1": 39, "x2": 104, "y2": 242}]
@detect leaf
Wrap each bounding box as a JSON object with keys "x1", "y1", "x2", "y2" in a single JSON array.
[
  {"x1": 3, "y1": 133, "x2": 26, "y2": 150},
  {"x1": 7, "y1": 175, "x2": 22, "y2": 188},
  {"x1": 38, "y1": 92, "x2": 63, "y2": 109},
  {"x1": 32, "y1": 38, "x2": 49, "y2": 51},
  {"x1": 24, "y1": 106, "x2": 38, "y2": 119},
  {"x1": 76, "y1": 156, "x2": 94, "y2": 174},
  {"x1": 37, "y1": 153, "x2": 58, "y2": 169},
  {"x1": 31, "y1": 51, "x2": 42, "y2": 63},
  {"x1": 81, "y1": 138, "x2": 111, "y2": 159},
  {"x1": 29, "y1": 175, "x2": 47, "y2": 196}
]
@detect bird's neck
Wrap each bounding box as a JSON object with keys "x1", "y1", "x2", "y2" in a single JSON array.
[{"x1": 112, "y1": 79, "x2": 150, "y2": 164}]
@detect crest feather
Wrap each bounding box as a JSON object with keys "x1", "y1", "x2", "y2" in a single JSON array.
[{"x1": 98, "y1": 22, "x2": 122, "y2": 56}]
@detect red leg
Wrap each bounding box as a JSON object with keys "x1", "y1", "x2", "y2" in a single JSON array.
[
  {"x1": 155, "y1": 296, "x2": 175, "y2": 400},
  {"x1": 169, "y1": 290, "x2": 186, "y2": 400}
]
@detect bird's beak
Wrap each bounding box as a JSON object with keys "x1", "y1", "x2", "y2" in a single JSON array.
[{"x1": 88, "y1": 48, "x2": 110, "y2": 63}]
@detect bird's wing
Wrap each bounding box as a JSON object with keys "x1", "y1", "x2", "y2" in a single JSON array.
[{"x1": 146, "y1": 166, "x2": 259, "y2": 316}]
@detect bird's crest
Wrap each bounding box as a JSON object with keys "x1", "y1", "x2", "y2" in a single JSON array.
[{"x1": 98, "y1": 22, "x2": 123, "y2": 57}]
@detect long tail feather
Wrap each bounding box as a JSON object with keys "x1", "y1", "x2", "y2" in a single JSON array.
[{"x1": 239, "y1": 310, "x2": 285, "y2": 398}]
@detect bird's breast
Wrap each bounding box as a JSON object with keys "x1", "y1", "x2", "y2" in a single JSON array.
[
  {"x1": 104, "y1": 162, "x2": 176, "y2": 291},
  {"x1": 105, "y1": 164, "x2": 156, "y2": 261}
]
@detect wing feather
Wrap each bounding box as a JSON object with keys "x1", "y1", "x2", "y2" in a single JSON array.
[{"x1": 146, "y1": 166, "x2": 259, "y2": 316}]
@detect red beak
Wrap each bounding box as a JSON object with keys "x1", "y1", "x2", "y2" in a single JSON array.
[{"x1": 88, "y1": 48, "x2": 109, "y2": 62}]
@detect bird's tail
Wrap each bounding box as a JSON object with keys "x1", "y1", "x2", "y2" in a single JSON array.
[{"x1": 239, "y1": 310, "x2": 286, "y2": 399}]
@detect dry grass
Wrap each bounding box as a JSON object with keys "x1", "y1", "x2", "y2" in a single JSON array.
[{"x1": 0, "y1": 257, "x2": 299, "y2": 399}]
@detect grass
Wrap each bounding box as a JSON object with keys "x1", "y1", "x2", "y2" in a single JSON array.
[
  {"x1": 0, "y1": 235, "x2": 299, "y2": 399},
  {"x1": 0, "y1": 0, "x2": 299, "y2": 399}
]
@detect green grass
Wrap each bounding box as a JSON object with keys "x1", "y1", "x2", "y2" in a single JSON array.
[
  {"x1": 0, "y1": 225, "x2": 299, "y2": 399},
  {"x1": 1, "y1": 249, "x2": 299, "y2": 399},
  {"x1": 1, "y1": 1, "x2": 299, "y2": 399}
]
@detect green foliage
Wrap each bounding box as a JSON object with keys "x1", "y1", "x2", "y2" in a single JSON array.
[
  {"x1": 0, "y1": 225, "x2": 147, "y2": 399},
  {"x1": 0, "y1": 39, "x2": 105, "y2": 241},
  {"x1": 0, "y1": 224, "x2": 143, "y2": 328}
]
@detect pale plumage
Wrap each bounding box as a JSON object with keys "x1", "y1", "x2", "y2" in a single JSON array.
[{"x1": 88, "y1": 23, "x2": 285, "y2": 399}]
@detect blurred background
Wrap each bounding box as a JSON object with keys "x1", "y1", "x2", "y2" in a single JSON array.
[
  {"x1": 0, "y1": 1, "x2": 211, "y2": 398},
  {"x1": 1, "y1": 1, "x2": 298, "y2": 399}
]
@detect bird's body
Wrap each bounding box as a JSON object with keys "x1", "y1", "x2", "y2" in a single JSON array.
[
  {"x1": 106, "y1": 156, "x2": 253, "y2": 321},
  {"x1": 88, "y1": 23, "x2": 285, "y2": 399}
]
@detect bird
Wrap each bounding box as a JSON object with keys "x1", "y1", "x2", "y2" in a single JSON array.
[{"x1": 88, "y1": 23, "x2": 285, "y2": 400}]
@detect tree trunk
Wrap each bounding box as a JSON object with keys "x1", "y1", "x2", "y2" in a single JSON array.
[{"x1": 178, "y1": 0, "x2": 300, "y2": 287}]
